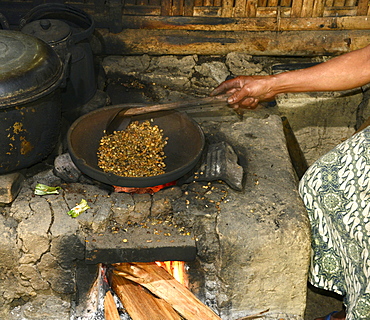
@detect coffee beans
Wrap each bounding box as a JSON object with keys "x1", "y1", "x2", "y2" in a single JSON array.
[{"x1": 97, "y1": 120, "x2": 168, "y2": 177}]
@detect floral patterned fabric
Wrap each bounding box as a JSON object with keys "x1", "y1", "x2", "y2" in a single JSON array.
[{"x1": 299, "y1": 126, "x2": 370, "y2": 320}]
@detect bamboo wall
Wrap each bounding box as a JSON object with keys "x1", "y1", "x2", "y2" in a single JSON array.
[
  {"x1": 121, "y1": 0, "x2": 370, "y2": 19},
  {"x1": 1, "y1": 0, "x2": 370, "y2": 55}
]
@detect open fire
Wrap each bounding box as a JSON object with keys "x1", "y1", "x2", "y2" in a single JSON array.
[
  {"x1": 113, "y1": 181, "x2": 177, "y2": 194},
  {"x1": 155, "y1": 261, "x2": 189, "y2": 288},
  {"x1": 82, "y1": 260, "x2": 215, "y2": 320}
]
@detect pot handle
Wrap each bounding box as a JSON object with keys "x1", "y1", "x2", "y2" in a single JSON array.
[
  {"x1": 60, "y1": 53, "x2": 72, "y2": 89},
  {"x1": 0, "y1": 13, "x2": 9, "y2": 30},
  {"x1": 19, "y1": 3, "x2": 95, "y2": 44}
]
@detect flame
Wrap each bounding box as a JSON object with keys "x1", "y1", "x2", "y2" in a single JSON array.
[
  {"x1": 155, "y1": 261, "x2": 189, "y2": 288},
  {"x1": 114, "y1": 181, "x2": 176, "y2": 194}
]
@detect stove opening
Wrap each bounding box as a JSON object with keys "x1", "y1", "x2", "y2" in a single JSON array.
[{"x1": 80, "y1": 260, "x2": 217, "y2": 320}]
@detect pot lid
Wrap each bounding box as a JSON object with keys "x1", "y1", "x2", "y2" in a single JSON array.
[
  {"x1": 0, "y1": 30, "x2": 63, "y2": 107},
  {"x1": 21, "y1": 19, "x2": 71, "y2": 45}
]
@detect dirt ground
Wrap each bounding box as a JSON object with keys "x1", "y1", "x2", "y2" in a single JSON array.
[{"x1": 304, "y1": 284, "x2": 344, "y2": 320}]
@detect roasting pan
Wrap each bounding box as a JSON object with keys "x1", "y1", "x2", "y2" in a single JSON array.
[{"x1": 67, "y1": 106, "x2": 205, "y2": 187}]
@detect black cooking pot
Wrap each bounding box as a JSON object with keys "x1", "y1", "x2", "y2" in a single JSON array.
[
  {"x1": 0, "y1": 30, "x2": 64, "y2": 174},
  {"x1": 67, "y1": 106, "x2": 205, "y2": 187},
  {"x1": 20, "y1": 3, "x2": 97, "y2": 107}
]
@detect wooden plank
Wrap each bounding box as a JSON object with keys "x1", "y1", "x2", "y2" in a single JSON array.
[
  {"x1": 123, "y1": 5, "x2": 162, "y2": 15},
  {"x1": 246, "y1": 0, "x2": 258, "y2": 17},
  {"x1": 124, "y1": 0, "x2": 137, "y2": 6},
  {"x1": 234, "y1": 0, "x2": 247, "y2": 16},
  {"x1": 137, "y1": 0, "x2": 149, "y2": 6},
  {"x1": 268, "y1": 0, "x2": 279, "y2": 6},
  {"x1": 334, "y1": 0, "x2": 345, "y2": 6},
  {"x1": 326, "y1": 0, "x2": 334, "y2": 6},
  {"x1": 184, "y1": 0, "x2": 195, "y2": 15},
  {"x1": 256, "y1": 6, "x2": 278, "y2": 17},
  {"x1": 312, "y1": 0, "x2": 325, "y2": 17},
  {"x1": 161, "y1": 0, "x2": 172, "y2": 16},
  {"x1": 172, "y1": 0, "x2": 184, "y2": 15},
  {"x1": 193, "y1": 6, "x2": 222, "y2": 15},
  {"x1": 150, "y1": 0, "x2": 162, "y2": 6},
  {"x1": 112, "y1": 262, "x2": 221, "y2": 320},
  {"x1": 98, "y1": 28, "x2": 370, "y2": 56},
  {"x1": 104, "y1": 291, "x2": 121, "y2": 320},
  {"x1": 221, "y1": 0, "x2": 234, "y2": 17},
  {"x1": 204, "y1": 0, "x2": 214, "y2": 6},
  {"x1": 118, "y1": 15, "x2": 370, "y2": 31},
  {"x1": 357, "y1": 0, "x2": 369, "y2": 15},
  {"x1": 280, "y1": 6, "x2": 292, "y2": 16},
  {"x1": 280, "y1": 0, "x2": 292, "y2": 6},
  {"x1": 323, "y1": 6, "x2": 357, "y2": 16},
  {"x1": 301, "y1": 0, "x2": 315, "y2": 17},
  {"x1": 291, "y1": 0, "x2": 303, "y2": 16},
  {"x1": 282, "y1": 15, "x2": 370, "y2": 29},
  {"x1": 258, "y1": 0, "x2": 268, "y2": 6},
  {"x1": 110, "y1": 273, "x2": 182, "y2": 320},
  {"x1": 335, "y1": 15, "x2": 370, "y2": 28}
]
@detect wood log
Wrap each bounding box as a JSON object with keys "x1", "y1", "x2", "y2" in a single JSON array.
[
  {"x1": 104, "y1": 291, "x2": 121, "y2": 320},
  {"x1": 99, "y1": 28, "x2": 370, "y2": 56},
  {"x1": 117, "y1": 15, "x2": 370, "y2": 31},
  {"x1": 113, "y1": 262, "x2": 222, "y2": 320},
  {"x1": 110, "y1": 273, "x2": 182, "y2": 320}
]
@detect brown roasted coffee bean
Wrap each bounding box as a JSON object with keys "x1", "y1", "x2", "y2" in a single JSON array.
[{"x1": 97, "y1": 120, "x2": 167, "y2": 177}]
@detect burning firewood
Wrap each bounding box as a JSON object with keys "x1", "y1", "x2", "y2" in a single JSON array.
[
  {"x1": 104, "y1": 291, "x2": 120, "y2": 320},
  {"x1": 110, "y1": 272, "x2": 182, "y2": 320},
  {"x1": 111, "y1": 262, "x2": 222, "y2": 320}
]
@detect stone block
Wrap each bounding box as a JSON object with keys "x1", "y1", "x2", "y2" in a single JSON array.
[
  {"x1": 276, "y1": 84, "x2": 364, "y2": 166},
  {"x1": 0, "y1": 172, "x2": 25, "y2": 204},
  {"x1": 53, "y1": 153, "x2": 81, "y2": 183},
  {"x1": 38, "y1": 252, "x2": 75, "y2": 294},
  {"x1": 226, "y1": 52, "x2": 265, "y2": 75},
  {"x1": 84, "y1": 222, "x2": 197, "y2": 264},
  {"x1": 17, "y1": 197, "x2": 52, "y2": 260},
  {"x1": 91, "y1": 197, "x2": 113, "y2": 233},
  {"x1": 198, "y1": 114, "x2": 311, "y2": 319},
  {"x1": 7, "y1": 294, "x2": 71, "y2": 320},
  {"x1": 130, "y1": 193, "x2": 151, "y2": 223},
  {"x1": 111, "y1": 192, "x2": 135, "y2": 225},
  {"x1": 9, "y1": 185, "x2": 33, "y2": 221}
]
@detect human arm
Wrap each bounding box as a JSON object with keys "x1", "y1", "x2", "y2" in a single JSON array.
[{"x1": 211, "y1": 44, "x2": 370, "y2": 109}]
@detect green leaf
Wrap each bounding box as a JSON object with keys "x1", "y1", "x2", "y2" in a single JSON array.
[
  {"x1": 67, "y1": 199, "x2": 90, "y2": 218},
  {"x1": 34, "y1": 183, "x2": 61, "y2": 195}
]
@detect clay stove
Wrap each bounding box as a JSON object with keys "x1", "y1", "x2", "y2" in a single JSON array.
[{"x1": 0, "y1": 101, "x2": 311, "y2": 320}]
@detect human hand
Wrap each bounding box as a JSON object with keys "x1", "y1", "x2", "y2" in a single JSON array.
[{"x1": 210, "y1": 75, "x2": 277, "y2": 110}]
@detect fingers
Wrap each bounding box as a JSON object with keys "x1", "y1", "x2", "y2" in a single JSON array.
[
  {"x1": 227, "y1": 85, "x2": 255, "y2": 105},
  {"x1": 210, "y1": 75, "x2": 266, "y2": 110},
  {"x1": 210, "y1": 78, "x2": 241, "y2": 96},
  {"x1": 230, "y1": 97, "x2": 260, "y2": 110}
]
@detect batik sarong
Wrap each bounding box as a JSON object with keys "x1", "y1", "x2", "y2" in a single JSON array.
[{"x1": 299, "y1": 126, "x2": 370, "y2": 319}]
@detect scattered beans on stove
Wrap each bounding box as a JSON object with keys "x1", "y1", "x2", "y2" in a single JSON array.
[{"x1": 97, "y1": 120, "x2": 168, "y2": 177}]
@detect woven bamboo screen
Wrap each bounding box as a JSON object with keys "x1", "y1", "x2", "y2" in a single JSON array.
[{"x1": 122, "y1": 0, "x2": 370, "y2": 17}]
